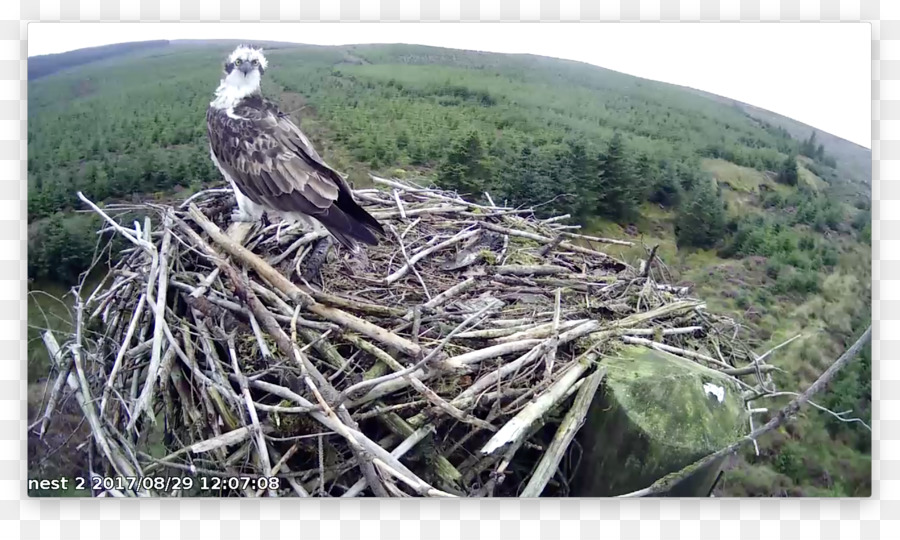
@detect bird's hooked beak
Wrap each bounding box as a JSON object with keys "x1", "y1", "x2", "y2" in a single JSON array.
[{"x1": 238, "y1": 62, "x2": 253, "y2": 75}]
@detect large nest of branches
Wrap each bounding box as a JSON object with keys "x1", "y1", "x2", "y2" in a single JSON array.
[{"x1": 35, "y1": 177, "x2": 779, "y2": 498}]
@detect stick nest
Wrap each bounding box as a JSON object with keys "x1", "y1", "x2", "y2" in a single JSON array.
[{"x1": 35, "y1": 177, "x2": 778, "y2": 498}]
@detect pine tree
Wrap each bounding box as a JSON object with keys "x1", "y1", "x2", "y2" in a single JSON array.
[
  {"x1": 675, "y1": 177, "x2": 726, "y2": 249},
  {"x1": 436, "y1": 131, "x2": 489, "y2": 196},
  {"x1": 496, "y1": 145, "x2": 558, "y2": 214},
  {"x1": 800, "y1": 131, "x2": 818, "y2": 159},
  {"x1": 556, "y1": 139, "x2": 592, "y2": 217},
  {"x1": 591, "y1": 133, "x2": 639, "y2": 221},
  {"x1": 649, "y1": 160, "x2": 682, "y2": 207},
  {"x1": 778, "y1": 154, "x2": 799, "y2": 186}
]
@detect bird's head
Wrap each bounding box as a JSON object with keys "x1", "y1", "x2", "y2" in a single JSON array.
[{"x1": 221, "y1": 45, "x2": 268, "y2": 95}]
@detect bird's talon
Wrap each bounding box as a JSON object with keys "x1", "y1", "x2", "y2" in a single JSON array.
[{"x1": 231, "y1": 210, "x2": 257, "y2": 224}]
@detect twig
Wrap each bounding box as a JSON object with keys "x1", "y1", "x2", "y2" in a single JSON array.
[
  {"x1": 641, "y1": 244, "x2": 659, "y2": 278},
  {"x1": 757, "y1": 392, "x2": 871, "y2": 431},
  {"x1": 129, "y1": 209, "x2": 174, "y2": 429},
  {"x1": 226, "y1": 336, "x2": 275, "y2": 495},
  {"x1": 342, "y1": 299, "x2": 500, "y2": 399},
  {"x1": 183, "y1": 207, "x2": 422, "y2": 357},
  {"x1": 544, "y1": 288, "x2": 562, "y2": 379},
  {"x1": 385, "y1": 227, "x2": 480, "y2": 284},
  {"x1": 390, "y1": 224, "x2": 430, "y2": 300},
  {"x1": 621, "y1": 335, "x2": 732, "y2": 370},
  {"x1": 42, "y1": 331, "x2": 140, "y2": 483},
  {"x1": 520, "y1": 366, "x2": 606, "y2": 496},
  {"x1": 480, "y1": 355, "x2": 597, "y2": 456},
  {"x1": 392, "y1": 189, "x2": 407, "y2": 220}
]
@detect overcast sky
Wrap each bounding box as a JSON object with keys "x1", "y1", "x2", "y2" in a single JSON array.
[{"x1": 28, "y1": 22, "x2": 871, "y2": 148}]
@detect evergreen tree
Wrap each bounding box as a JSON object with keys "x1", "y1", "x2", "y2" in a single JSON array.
[
  {"x1": 675, "y1": 177, "x2": 726, "y2": 249},
  {"x1": 591, "y1": 133, "x2": 639, "y2": 221},
  {"x1": 778, "y1": 154, "x2": 799, "y2": 186},
  {"x1": 634, "y1": 153, "x2": 653, "y2": 178},
  {"x1": 555, "y1": 139, "x2": 593, "y2": 217},
  {"x1": 495, "y1": 145, "x2": 561, "y2": 215},
  {"x1": 436, "y1": 131, "x2": 489, "y2": 196},
  {"x1": 649, "y1": 160, "x2": 682, "y2": 207},
  {"x1": 800, "y1": 131, "x2": 819, "y2": 159}
]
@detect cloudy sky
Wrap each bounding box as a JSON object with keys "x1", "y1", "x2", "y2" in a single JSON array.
[{"x1": 29, "y1": 22, "x2": 871, "y2": 148}]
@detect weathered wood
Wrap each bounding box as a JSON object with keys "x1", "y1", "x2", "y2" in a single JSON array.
[
  {"x1": 185, "y1": 206, "x2": 422, "y2": 358},
  {"x1": 520, "y1": 366, "x2": 606, "y2": 497},
  {"x1": 385, "y1": 227, "x2": 481, "y2": 284},
  {"x1": 61, "y1": 188, "x2": 782, "y2": 499},
  {"x1": 480, "y1": 354, "x2": 595, "y2": 456}
]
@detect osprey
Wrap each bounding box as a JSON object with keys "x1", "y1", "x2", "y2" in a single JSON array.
[{"x1": 207, "y1": 45, "x2": 383, "y2": 252}]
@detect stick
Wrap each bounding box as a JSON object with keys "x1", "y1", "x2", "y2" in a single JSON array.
[
  {"x1": 42, "y1": 331, "x2": 140, "y2": 483},
  {"x1": 621, "y1": 335, "x2": 732, "y2": 370},
  {"x1": 454, "y1": 340, "x2": 555, "y2": 405},
  {"x1": 392, "y1": 189, "x2": 407, "y2": 219},
  {"x1": 417, "y1": 277, "x2": 477, "y2": 313},
  {"x1": 563, "y1": 232, "x2": 634, "y2": 247},
  {"x1": 268, "y1": 230, "x2": 329, "y2": 266},
  {"x1": 182, "y1": 208, "x2": 422, "y2": 358},
  {"x1": 520, "y1": 366, "x2": 606, "y2": 497},
  {"x1": 341, "y1": 300, "x2": 499, "y2": 399},
  {"x1": 545, "y1": 288, "x2": 562, "y2": 379},
  {"x1": 480, "y1": 355, "x2": 596, "y2": 456},
  {"x1": 341, "y1": 424, "x2": 435, "y2": 497},
  {"x1": 641, "y1": 244, "x2": 659, "y2": 278},
  {"x1": 371, "y1": 175, "x2": 511, "y2": 211},
  {"x1": 390, "y1": 224, "x2": 430, "y2": 300},
  {"x1": 101, "y1": 293, "x2": 147, "y2": 415},
  {"x1": 190, "y1": 425, "x2": 272, "y2": 454},
  {"x1": 129, "y1": 209, "x2": 174, "y2": 429},
  {"x1": 226, "y1": 336, "x2": 275, "y2": 495},
  {"x1": 478, "y1": 221, "x2": 629, "y2": 268},
  {"x1": 621, "y1": 326, "x2": 703, "y2": 337},
  {"x1": 492, "y1": 265, "x2": 570, "y2": 276},
  {"x1": 385, "y1": 227, "x2": 481, "y2": 284},
  {"x1": 494, "y1": 319, "x2": 591, "y2": 343},
  {"x1": 38, "y1": 337, "x2": 72, "y2": 439},
  {"x1": 537, "y1": 235, "x2": 564, "y2": 258}
]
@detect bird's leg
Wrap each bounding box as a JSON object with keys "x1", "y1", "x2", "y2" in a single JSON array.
[
  {"x1": 230, "y1": 207, "x2": 258, "y2": 223},
  {"x1": 310, "y1": 220, "x2": 329, "y2": 236},
  {"x1": 230, "y1": 189, "x2": 265, "y2": 224}
]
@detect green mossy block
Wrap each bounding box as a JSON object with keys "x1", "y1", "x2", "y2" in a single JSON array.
[{"x1": 573, "y1": 345, "x2": 749, "y2": 496}]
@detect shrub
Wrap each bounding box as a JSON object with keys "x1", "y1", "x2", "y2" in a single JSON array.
[
  {"x1": 773, "y1": 443, "x2": 804, "y2": 484},
  {"x1": 774, "y1": 268, "x2": 821, "y2": 296},
  {"x1": 755, "y1": 288, "x2": 772, "y2": 306}
]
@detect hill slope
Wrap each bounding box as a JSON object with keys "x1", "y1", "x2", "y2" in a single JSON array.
[
  {"x1": 26, "y1": 41, "x2": 871, "y2": 497},
  {"x1": 27, "y1": 40, "x2": 171, "y2": 79}
]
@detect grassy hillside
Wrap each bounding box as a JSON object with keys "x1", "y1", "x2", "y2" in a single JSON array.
[{"x1": 27, "y1": 41, "x2": 871, "y2": 496}]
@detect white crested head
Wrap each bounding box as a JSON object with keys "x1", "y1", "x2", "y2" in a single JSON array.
[
  {"x1": 211, "y1": 45, "x2": 269, "y2": 109},
  {"x1": 227, "y1": 45, "x2": 268, "y2": 71}
]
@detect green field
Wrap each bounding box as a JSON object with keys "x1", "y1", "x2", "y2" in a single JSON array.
[{"x1": 27, "y1": 40, "x2": 872, "y2": 497}]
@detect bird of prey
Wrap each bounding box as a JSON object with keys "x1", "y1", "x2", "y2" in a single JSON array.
[{"x1": 206, "y1": 45, "x2": 383, "y2": 252}]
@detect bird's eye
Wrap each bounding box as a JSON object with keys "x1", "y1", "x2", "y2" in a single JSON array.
[
  {"x1": 251, "y1": 59, "x2": 258, "y2": 66},
  {"x1": 235, "y1": 59, "x2": 242, "y2": 66}
]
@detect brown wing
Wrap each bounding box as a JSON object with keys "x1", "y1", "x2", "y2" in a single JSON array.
[{"x1": 206, "y1": 95, "x2": 383, "y2": 246}]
